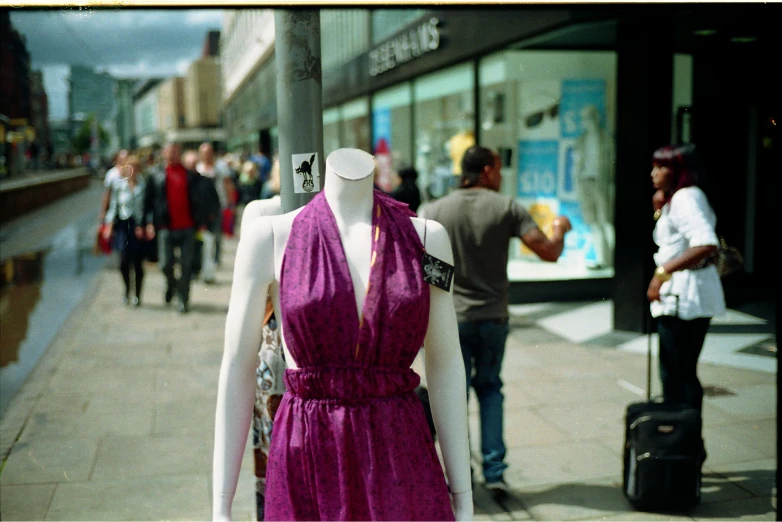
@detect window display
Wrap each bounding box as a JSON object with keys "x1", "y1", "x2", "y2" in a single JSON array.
[
  {"x1": 479, "y1": 50, "x2": 617, "y2": 280},
  {"x1": 323, "y1": 107, "x2": 341, "y2": 156},
  {"x1": 413, "y1": 63, "x2": 474, "y2": 201},
  {"x1": 340, "y1": 97, "x2": 370, "y2": 155},
  {"x1": 372, "y1": 83, "x2": 412, "y2": 192}
]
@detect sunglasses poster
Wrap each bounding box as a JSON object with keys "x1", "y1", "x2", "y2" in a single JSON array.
[{"x1": 517, "y1": 78, "x2": 615, "y2": 271}]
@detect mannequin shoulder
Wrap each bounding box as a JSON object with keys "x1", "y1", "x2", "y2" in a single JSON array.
[
  {"x1": 240, "y1": 198, "x2": 284, "y2": 236},
  {"x1": 411, "y1": 216, "x2": 454, "y2": 264}
]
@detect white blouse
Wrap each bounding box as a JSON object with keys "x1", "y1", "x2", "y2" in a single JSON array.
[
  {"x1": 105, "y1": 177, "x2": 146, "y2": 224},
  {"x1": 650, "y1": 186, "x2": 726, "y2": 320}
]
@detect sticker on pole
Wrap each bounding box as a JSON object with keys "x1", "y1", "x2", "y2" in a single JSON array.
[{"x1": 292, "y1": 152, "x2": 321, "y2": 193}]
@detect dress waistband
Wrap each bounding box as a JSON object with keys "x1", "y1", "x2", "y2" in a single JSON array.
[{"x1": 284, "y1": 366, "x2": 420, "y2": 401}]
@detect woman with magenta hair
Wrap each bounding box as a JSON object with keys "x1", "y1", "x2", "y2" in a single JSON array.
[{"x1": 647, "y1": 143, "x2": 725, "y2": 421}]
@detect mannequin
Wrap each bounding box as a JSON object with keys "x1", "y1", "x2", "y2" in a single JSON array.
[
  {"x1": 213, "y1": 148, "x2": 473, "y2": 521},
  {"x1": 572, "y1": 104, "x2": 615, "y2": 268}
]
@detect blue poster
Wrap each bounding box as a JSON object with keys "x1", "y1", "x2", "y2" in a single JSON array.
[
  {"x1": 517, "y1": 140, "x2": 559, "y2": 198},
  {"x1": 559, "y1": 200, "x2": 596, "y2": 262},
  {"x1": 560, "y1": 79, "x2": 606, "y2": 139},
  {"x1": 372, "y1": 107, "x2": 392, "y2": 152},
  {"x1": 563, "y1": 145, "x2": 575, "y2": 194}
]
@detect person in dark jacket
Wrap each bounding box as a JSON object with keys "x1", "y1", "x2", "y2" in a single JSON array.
[
  {"x1": 390, "y1": 166, "x2": 423, "y2": 213},
  {"x1": 144, "y1": 142, "x2": 204, "y2": 313}
]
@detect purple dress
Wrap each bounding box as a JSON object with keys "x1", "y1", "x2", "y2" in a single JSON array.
[{"x1": 265, "y1": 190, "x2": 454, "y2": 521}]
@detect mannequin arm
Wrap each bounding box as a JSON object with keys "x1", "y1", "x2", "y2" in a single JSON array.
[
  {"x1": 421, "y1": 220, "x2": 473, "y2": 521},
  {"x1": 212, "y1": 218, "x2": 275, "y2": 521}
]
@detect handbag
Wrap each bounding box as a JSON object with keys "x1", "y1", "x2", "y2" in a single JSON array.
[
  {"x1": 691, "y1": 236, "x2": 743, "y2": 278},
  {"x1": 95, "y1": 223, "x2": 113, "y2": 255},
  {"x1": 222, "y1": 207, "x2": 235, "y2": 237},
  {"x1": 715, "y1": 237, "x2": 743, "y2": 277}
]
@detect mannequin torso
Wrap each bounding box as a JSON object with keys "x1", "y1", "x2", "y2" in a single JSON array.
[{"x1": 213, "y1": 148, "x2": 472, "y2": 521}]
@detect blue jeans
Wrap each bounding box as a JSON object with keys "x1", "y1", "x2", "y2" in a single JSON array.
[{"x1": 458, "y1": 318, "x2": 509, "y2": 483}]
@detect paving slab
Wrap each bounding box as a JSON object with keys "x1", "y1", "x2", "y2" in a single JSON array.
[
  {"x1": 516, "y1": 478, "x2": 632, "y2": 521},
  {"x1": 90, "y1": 434, "x2": 213, "y2": 481},
  {"x1": 0, "y1": 483, "x2": 56, "y2": 521},
  {"x1": 1, "y1": 437, "x2": 98, "y2": 484},
  {"x1": 504, "y1": 441, "x2": 620, "y2": 489},
  {"x1": 45, "y1": 473, "x2": 211, "y2": 521},
  {"x1": 17, "y1": 405, "x2": 153, "y2": 442},
  {"x1": 707, "y1": 458, "x2": 777, "y2": 498},
  {"x1": 690, "y1": 495, "x2": 776, "y2": 520}
]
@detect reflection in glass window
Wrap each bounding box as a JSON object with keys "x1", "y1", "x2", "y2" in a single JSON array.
[
  {"x1": 340, "y1": 97, "x2": 370, "y2": 154},
  {"x1": 323, "y1": 107, "x2": 341, "y2": 157},
  {"x1": 413, "y1": 63, "x2": 474, "y2": 201},
  {"x1": 371, "y1": 83, "x2": 412, "y2": 192}
]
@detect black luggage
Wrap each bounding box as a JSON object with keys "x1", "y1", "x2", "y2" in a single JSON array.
[{"x1": 622, "y1": 300, "x2": 703, "y2": 511}]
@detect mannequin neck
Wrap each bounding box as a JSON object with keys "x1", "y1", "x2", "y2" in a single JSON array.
[
  {"x1": 323, "y1": 148, "x2": 376, "y2": 225},
  {"x1": 323, "y1": 165, "x2": 374, "y2": 225}
]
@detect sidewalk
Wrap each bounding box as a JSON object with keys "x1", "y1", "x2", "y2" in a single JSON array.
[{"x1": 0, "y1": 233, "x2": 776, "y2": 521}]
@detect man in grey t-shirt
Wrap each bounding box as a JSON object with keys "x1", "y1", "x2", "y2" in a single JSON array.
[{"x1": 421, "y1": 145, "x2": 571, "y2": 493}]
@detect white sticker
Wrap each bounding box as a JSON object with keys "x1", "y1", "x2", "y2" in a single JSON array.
[{"x1": 291, "y1": 152, "x2": 321, "y2": 194}]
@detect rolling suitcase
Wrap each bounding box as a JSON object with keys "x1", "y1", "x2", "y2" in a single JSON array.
[{"x1": 622, "y1": 297, "x2": 703, "y2": 511}]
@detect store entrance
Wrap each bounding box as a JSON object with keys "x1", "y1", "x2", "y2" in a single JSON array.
[{"x1": 690, "y1": 39, "x2": 777, "y2": 304}]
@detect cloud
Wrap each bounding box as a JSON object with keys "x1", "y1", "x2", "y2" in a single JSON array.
[
  {"x1": 10, "y1": 9, "x2": 223, "y2": 68},
  {"x1": 9, "y1": 8, "x2": 225, "y2": 120}
]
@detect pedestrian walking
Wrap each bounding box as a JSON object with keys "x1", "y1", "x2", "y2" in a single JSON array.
[
  {"x1": 98, "y1": 149, "x2": 128, "y2": 223},
  {"x1": 420, "y1": 144, "x2": 572, "y2": 493},
  {"x1": 196, "y1": 142, "x2": 235, "y2": 267},
  {"x1": 144, "y1": 142, "x2": 204, "y2": 314},
  {"x1": 390, "y1": 165, "x2": 422, "y2": 213},
  {"x1": 647, "y1": 143, "x2": 725, "y2": 414},
  {"x1": 102, "y1": 154, "x2": 148, "y2": 306}
]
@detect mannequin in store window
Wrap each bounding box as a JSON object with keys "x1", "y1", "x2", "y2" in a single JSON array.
[
  {"x1": 572, "y1": 104, "x2": 615, "y2": 269},
  {"x1": 213, "y1": 148, "x2": 472, "y2": 521}
]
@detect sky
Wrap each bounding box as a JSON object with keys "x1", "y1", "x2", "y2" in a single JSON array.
[{"x1": 9, "y1": 8, "x2": 225, "y2": 121}]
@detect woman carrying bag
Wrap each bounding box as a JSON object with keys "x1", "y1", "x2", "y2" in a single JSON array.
[
  {"x1": 103, "y1": 155, "x2": 150, "y2": 306},
  {"x1": 646, "y1": 143, "x2": 726, "y2": 414}
]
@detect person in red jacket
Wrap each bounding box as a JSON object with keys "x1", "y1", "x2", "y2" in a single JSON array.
[{"x1": 144, "y1": 142, "x2": 204, "y2": 314}]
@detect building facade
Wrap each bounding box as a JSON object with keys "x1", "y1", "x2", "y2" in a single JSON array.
[
  {"x1": 158, "y1": 77, "x2": 185, "y2": 133},
  {"x1": 185, "y1": 57, "x2": 221, "y2": 128},
  {"x1": 68, "y1": 64, "x2": 117, "y2": 158},
  {"x1": 220, "y1": 6, "x2": 779, "y2": 331},
  {"x1": 28, "y1": 71, "x2": 50, "y2": 167},
  {"x1": 1, "y1": 11, "x2": 32, "y2": 176},
  {"x1": 114, "y1": 78, "x2": 137, "y2": 151},
  {"x1": 133, "y1": 78, "x2": 162, "y2": 149}
]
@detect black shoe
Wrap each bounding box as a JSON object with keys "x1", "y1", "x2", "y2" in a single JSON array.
[
  {"x1": 485, "y1": 478, "x2": 509, "y2": 499},
  {"x1": 165, "y1": 288, "x2": 174, "y2": 305},
  {"x1": 177, "y1": 300, "x2": 189, "y2": 314}
]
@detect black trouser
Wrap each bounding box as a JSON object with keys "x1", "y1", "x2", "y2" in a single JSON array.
[
  {"x1": 657, "y1": 315, "x2": 711, "y2": 411},
  {"x1": 158, "y1": 228, "x2": 195, "y2": 304},
  {"x1": 115, "y1": 218, "x2": 144, "y2": 299}
]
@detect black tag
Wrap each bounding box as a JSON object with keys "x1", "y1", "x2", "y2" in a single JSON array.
[{"x1": 422, "y1": 252, "x2": 454, "y2": 292}]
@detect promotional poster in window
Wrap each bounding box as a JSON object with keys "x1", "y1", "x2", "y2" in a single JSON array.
[{"x1": 517, "y1": 78, "x2": 615, "y2": 271}]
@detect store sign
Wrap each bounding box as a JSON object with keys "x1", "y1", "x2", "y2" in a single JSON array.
[{"x1": 369, "y1": 18, "x2": 441, "y2": 77}]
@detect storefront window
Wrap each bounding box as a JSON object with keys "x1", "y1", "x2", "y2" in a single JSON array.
[
  {"x1": 371, "y1": 9, "x2": 428, "y2": 45},
  {"x1": 340, "y1": 97, "x2": 370, "y2": 154},
  {"x1": 372, "y1": 83, "x2": 412, "y2": 192},
  {"x1": 413, "y1": 63, "x2": 474, "y2": 200},
  {"x1": 323, "y1": 107, "x2": 341, "y2": 157},
  {"x1": 479, "y1": 50, "x2": 617, "y2": 280}
]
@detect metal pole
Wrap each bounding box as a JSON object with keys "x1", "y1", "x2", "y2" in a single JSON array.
[{"x1": 274, "y1": 9, "x2": 324, "y2": 213}]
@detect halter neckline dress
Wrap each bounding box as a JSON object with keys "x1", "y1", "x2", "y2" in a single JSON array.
[{"x1": 264, "y1": 190, "x2": 454, "y2": 521}]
